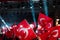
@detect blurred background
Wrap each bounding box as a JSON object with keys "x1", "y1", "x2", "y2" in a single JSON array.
[{"x1": 0, "y1": 0, "x2": 60, "y2": 28}]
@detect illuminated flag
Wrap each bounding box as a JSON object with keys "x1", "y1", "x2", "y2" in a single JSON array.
[
  {"x1": 36, "y1": 26, "x2": 58, "y2": 40},
  {"x1": 48, "y1": 29, "x2": 59, "y2": 40},
  {"x1": 38, "y1": 13, "x2": 53, "y2": 26},
  {"x1": 5, "y1": 30, "x2": 13, "y2": 38},
  {"x1": 38, "y1": 13, "x2": 53, "y2": 30},
  {"x1": 15, "y1": 19, "x2": 37, "y2": 40},
  {"x1": 48, "y1": 36, "x2": 57, "y2": 40},
  {"x1": 4, "y1": 24, "x2": 17, "y2": 38},
  {"x1": 54, "y1": 26, "x2": 60, "y2": 38}
]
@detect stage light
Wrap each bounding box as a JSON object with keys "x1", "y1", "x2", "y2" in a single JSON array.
[
  {"x1": 2, "y1": 26, "x2": 5, "y2": 29},
  {"x1": 36, "y1": 30, "x2": 38, "y2": 33},
  {"x1": 42, "y1": 0, "x2": 48, "y2": 16},
  {"x1": 30, "y1": 6, "x2": 33, "y2": 9},
  {"x1": 0, "y1": 16, "x2": 9, "y2": 28},
  {"x1": 30, "y1": 0, "x2": 36, "y2": 26}
]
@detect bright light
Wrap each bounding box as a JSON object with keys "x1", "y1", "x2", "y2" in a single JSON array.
[
  {"x1": 3, "y1": 32, "x2": 5, "y2": 34},
  {"x1": 30, "y1": 24, "x2": 34, "y2": 29},
  {"x1": 9, "y1": 27, "x2": 12, "y2": 29},
  {"x1": 30, "y1": 6, "x2": 33, "y2": 9},
  {"x1": 38, "y1": 25, "x2": 42, "y2": 29},
  {"x1": 0, "y1": 16, "x2": 9, "y2": 28},
  {"x1": 20, "y1": 25, "x2": 23, "y2": 28},
  {"x1": 36, "y1": 30, "x2": 38, "y2": 33},
  {"x1": 2, "y1": 26, "x2": 5, "y2": 29},
  {"x1": 42, "y1": 0, "x2": 48, "y2": 16}
]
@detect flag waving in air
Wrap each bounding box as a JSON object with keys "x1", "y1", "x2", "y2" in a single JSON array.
[
  {"x1": 14, "y1": 19, "x2": 37, "y2": 40},
  {"x1": 38, "y1": 13, "x2": 53, "y2": 30}
]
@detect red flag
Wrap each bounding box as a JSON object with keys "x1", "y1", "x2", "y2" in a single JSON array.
[
  {"x1": 48, "y1": 36, "x2": 57, "y2": 40},
  {"x1": 4, "y1": 24, "x2": 18, "y2": 38},
  {"x1": 14, "y1": 19, "x2": 37, "y2": 40},
  {"x1": 38, "y1": 13, "x2": 53, "y2": 30},
  {"x1": 45, "y1": 20, "x2": 53, "y2": 30},
  {"x1": 48, "y1": 29, "x2": 59, "y2": 40},
  {"x1": 36, "y1": 26, "x2": 58, "y2": 40},
  {"x1": 38, "y1": 31, "x2": 51, "y2": 40},
  {"x1": 54, "y1": 26, "x2": 60, "y2": 38},
  {"x1": 38, "y1": 13, "x2": 53, "y2": 26},
  {"x1": 5, "y1": 30, "x2": 13, "y2": 38}
]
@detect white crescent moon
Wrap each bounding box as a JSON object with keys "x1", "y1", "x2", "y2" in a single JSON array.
[
  {"x1": 20, "y1": 28, "x2": 28, "y2": 39},
  {"x1": 52, "y1": 30, "x2": 58, "y2": 37},
  {"x1": 40, "y1": 18, "x2": 45, "y2": 24},
  {"x1": 48, "y1": 23, "x2": 51, "y2": 28}
]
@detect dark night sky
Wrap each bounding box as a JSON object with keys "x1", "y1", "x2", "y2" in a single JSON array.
[{"x1": 0, "y1": 0, "x2": 60, "y2": 27}]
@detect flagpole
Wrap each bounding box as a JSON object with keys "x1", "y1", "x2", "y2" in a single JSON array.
[
  {"x1": 29, "y1": 0, "x2": 37, "y2": 26},
  {"x1": 42, "y1": 0, "x2": 48, "y2": 16}
]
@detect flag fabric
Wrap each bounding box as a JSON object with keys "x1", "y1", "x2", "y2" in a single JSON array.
[
  {"x1": 38, "y1": 31, "x2": 51, "y2": 40},
  {"x1": 48, "y1": 36, "x2": 57, "y2": 40},
  {"x1": 5, "y1": 24, "x2": 18, "y2": 38},
  {"x1": 5, "y1": 30, "x2": 13, "y2": 38},
  {"x1": 14, "y1": 19, "x2": 37, "y2": 40},
  {"x1": 48, "y1": 28, "x2": 59, "y2": 40},
  {"x1": 36, "y1": 13, "x2": 53, "y2": 37},
  {"x1": 54, "y1": 26, "x2": 60, "y2": 38},
  {"x1": 37, "y1": 13, "x2": 53, "y2": 36},
  {"x1": 36, "y1": 26, "x2": 59, "y2": 40},
  {"x1": 38, "y1": 13, "x2": 53, "y2": 30}
]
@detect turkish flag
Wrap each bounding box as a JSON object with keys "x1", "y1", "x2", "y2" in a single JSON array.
[
  {"x1": 5, "y1": 30, "x2": 13, "y2": 38},
  {"x1": 38, "y1": 31, "x2": 51, "y2": 40},
  {"x1": 45, "y1": 21, "x2": 53, "y2": 30},
  {"x1": 5, "y1": 24, "x2": 18, "y2": 38},
  {"x1": 54, "y1": 26, "x2": 60, "y2": 38},
  {"x1": 38, "y1": 13, "x2": 53, "y2": 31},
  {"x1": 14, "y1": 19, "x2": 37, "y2": 40},
  {"x1": 37, "y1": 26, "x2": 58, "y2": 40},
  {"x1": 38, "y1": 13, "x2": 53, "y2": 27},
  {"x1": 48, "y1": 28, "x2": 59, "y2": 40}
]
